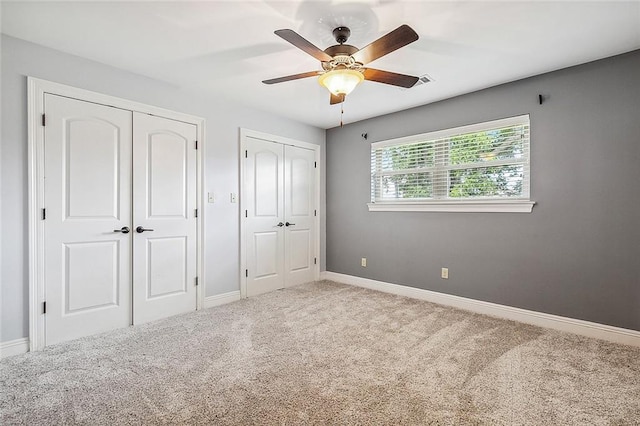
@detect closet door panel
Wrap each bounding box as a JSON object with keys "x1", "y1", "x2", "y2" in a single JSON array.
[
  {"x1": 132, "y1": 113, "x2": 197, "y2": 324},
  {"x1": 284, "y1": 145, "x2": 316, "y2": 287},
  {"x1": 244, "y1": 138, "x2": 285, "y2": 297},
  {"x1": 44, "y1": 94, "x2": 133, "y2": 345}
]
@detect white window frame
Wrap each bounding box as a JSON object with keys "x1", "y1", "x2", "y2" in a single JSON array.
[{"x1": 368, "y1": 115, "x2": 535, "y2": 213}]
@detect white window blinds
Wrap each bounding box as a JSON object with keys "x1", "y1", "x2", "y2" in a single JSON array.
[{"x1": 371, "y1": 115, "x2": 530, "y2": 203}]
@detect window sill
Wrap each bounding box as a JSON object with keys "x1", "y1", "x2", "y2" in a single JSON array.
[{"x1": 367, "y1": 200, "x2": 536, "y2": 213}]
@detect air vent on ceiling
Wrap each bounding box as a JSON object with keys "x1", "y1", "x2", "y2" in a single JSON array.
[
  {"x1": 397, "y1": 73, "x2": 432, "y2": 91},
  {"x1": 414, "y1": 73, "x2": 433, "y2": 87}
]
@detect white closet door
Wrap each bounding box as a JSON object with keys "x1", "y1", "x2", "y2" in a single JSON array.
[
  {"x1": 244, "y1": 137, "x2": 286, "y2": 297},
  {"x1": 44, "y1": 94, "x2": 133, "y2": 345},
  {"x1": 132, "y1": 113, "x2": 198, "y2": 324},
  {"x1": 244, "y1": 137, "x2": 317, "y2": 297},
  {"x1": 284, "y1": 145, "x2": 316, "y2": 287}
]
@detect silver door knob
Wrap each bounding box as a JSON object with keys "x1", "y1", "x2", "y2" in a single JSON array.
[
  {"x1": 114, "y1": 226, "x2": 130, "y2": 234},
  {"x1": 136, "y1": 226, "x2": 154, "y2": 233}
]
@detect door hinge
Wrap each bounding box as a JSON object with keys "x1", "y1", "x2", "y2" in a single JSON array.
[
  {"x1": 314, "y1": 209, "x2": 317, "y2": 217},
  {"x1": 245, "y1": 150, "x2": 248, "y2": 158},
  {"x1": 314, "y1": 161, "x2": 317, "y2": 168},
  {"x1": 43, "y1": 301, "x2": 47, "y2": 314},
  {"x1": 42, "y1": 208, "x2": 46, "y2": 220},
  {"x1": 195, "y1": 208, "x2": 198, "y2": 218},
  {"x1": 195, "y1": 140, "x2": 198, "y2": 150},
  {"x1": 245, "y1": 269, "x2": 248, "y2": 278},
  {"x1": 245, "y1": 210, "x2": 248, "y2": 218},
  {"x1": 195, "y1": 277, "x2": 199, "y2": 286},
  {"x1": 42, "y1": 114, "x2": 46, "y2": 126},
  {"x1": 314, "y1": 257, "x2": 317, "y2": 265}
]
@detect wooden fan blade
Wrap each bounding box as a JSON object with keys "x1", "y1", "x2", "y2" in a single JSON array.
[
  {"x1": 274, "y1": 29, "x2": 333, "y2": 62},
  {"x1": 363, "y1": 68, "x2": 419, "y2": 88},
  {"x1": 262, "y1": 71, "x2": 321, "y2": 85},
  {"x1": 330, "y1": 93, "x2": 345, "y2": 105},
  {"x1": 352, "y1": 25, "x2": 419, "y2": 65}
]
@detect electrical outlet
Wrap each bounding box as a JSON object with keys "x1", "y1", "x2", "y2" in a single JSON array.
[
  {"x1": 230, "y1": 193, "x2": 237, "y2": 203},
  {"x1": 441, "y1": 267, "x2": 449, "y2": 279},
  {"x1": 208, "y1": 192, "x2": 215, "y2": 203},
  {"x1": 361, "y1": 258, "x2": 367, "y2": 267}
]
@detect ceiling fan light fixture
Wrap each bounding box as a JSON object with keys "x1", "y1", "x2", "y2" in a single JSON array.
[{"x1": 318, "y1": 69, "x2": 364, "y2": 96}]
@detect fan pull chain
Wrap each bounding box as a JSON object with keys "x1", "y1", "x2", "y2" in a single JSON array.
[{"x1": 340, "y1": 100, "x2": 344, "y2": 128}]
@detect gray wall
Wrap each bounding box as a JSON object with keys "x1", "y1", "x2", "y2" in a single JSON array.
[
  {"x1": 326, "y1": 50, "x2": 640, "y2": 331},
  {"x1": 0, "y1": 35, "x2": 326, "y2": 342}
]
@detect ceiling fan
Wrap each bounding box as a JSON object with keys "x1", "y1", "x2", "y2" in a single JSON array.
[{"x1": 262, "y1": 25, "x2": 420, "y2": 105}]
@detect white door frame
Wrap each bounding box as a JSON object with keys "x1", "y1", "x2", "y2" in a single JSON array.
[
  {"x1": 239, "y1": 128, "x2": 321, "y2": 298},
  {"x1": 27, "y1": 77, "x2": 206, "y2": 351}
]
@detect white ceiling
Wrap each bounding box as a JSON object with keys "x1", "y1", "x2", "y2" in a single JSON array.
[{"x1": 2, "y1": 1, "x2": 640, "y2": 129}]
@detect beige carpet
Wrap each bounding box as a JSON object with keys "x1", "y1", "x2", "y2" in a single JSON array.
[{"x1": 1, "y1": 280, "x2": 639, "y2": 425}]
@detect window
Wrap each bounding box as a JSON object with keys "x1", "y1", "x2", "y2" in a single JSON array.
[{"x1": 369, "y1": 115, "x2": 534, "y2": 212}]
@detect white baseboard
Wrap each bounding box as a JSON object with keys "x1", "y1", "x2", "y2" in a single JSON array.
[
  {"x1": 321, "y1": 271, "x2": 640, "y2": 348},
  {"x1": 0, "y1": 338, "x2": 30, "y2": 358},
  {"x1": 204, "y1": 290, "x2": 241, "y2": 309}
]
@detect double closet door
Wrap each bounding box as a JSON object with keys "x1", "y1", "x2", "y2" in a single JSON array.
[
  {"x1": 43, "y1": 94, "x2": 197, "y2": 345},
  {"x1": 244, "y1": 137, "x2": 317, "y2": 297}
]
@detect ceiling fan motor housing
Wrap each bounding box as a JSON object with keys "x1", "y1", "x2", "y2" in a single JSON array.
[
  {"x1": 323, "y1": 26, "x2": 362, "y2": 72},
  {"x1": 324, "y1": 44, "x2": 359, "y2": 58}
]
